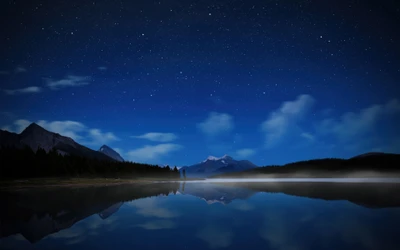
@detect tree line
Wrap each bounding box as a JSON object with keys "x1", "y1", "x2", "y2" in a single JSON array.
[{"x1": 0, "y1": 146, "x2": 181, "y2": 179}]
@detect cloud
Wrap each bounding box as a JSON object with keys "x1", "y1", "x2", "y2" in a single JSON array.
[
  {"x1": 45, "y1": 75, "x2": 91, "y2": 90},
  {"x1": 126, "y1": 144, "x2": 182, "y2": 162},
  {"x1": 1, "y1": 119, "x2": 31, "y2": 133},
  {"x1": 131, "y1": 132, "x2": 178, "y2": 142},
  {"x1": 14, "y1": 66, "x2": 27, "y2": 73},
  {"x1": 318, "y1": 99, "x2": 400, "y2": 141},
  {"x1": 197, "y1": 112, "x2": 234, "y2": 136},
  {"x1": 4, "y1": 86, "x2": 42, "y2": 95},
  {"x1": 48, "y1": 213, "x2": 119, "y2": 245},
  {"x1": 14, "y1": 119, "x2": 32, "y2": 133},
  {"x1": 0, "y1": 71, "x2": 10, "y2": 75},
  {"x1": 129, "y1": 198, "x2": 178, "y2": 218},
  {"x1": 37, "y1": 120, "x2": 86, "y2": 141},
  {"x1": 98, "y1": 66, "x2": 107, "y2": 70},
  {"x1": 261, "y1": 94, "x2": 314, "y2": 147},
  {"x1": 135, "y1": 220, "x2": 175, "y2": 230},
  {"x1": 87, "y1": 129, "x2": 119, "y2": 145},
  {"x1": 196, "y1": 225, "x2": 233, "y2": 248},
  {"x1": 300, "y1": 132, "x2": 315, "y2": 141},
  {"x1": 2, "y1": 119, "x2": 118, "y2": 146},
  {"x1": 235, "y1": 148, "x2": 256, "y2": 158}
]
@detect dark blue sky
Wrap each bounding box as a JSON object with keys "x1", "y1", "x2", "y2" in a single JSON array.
[{"x1": 1, "y1": 0, "x2": 400, "y2": 166}]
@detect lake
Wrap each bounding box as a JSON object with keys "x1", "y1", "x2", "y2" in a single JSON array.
[{"x1": 1, "y1": 179, "x2": 400, "y2": 250}]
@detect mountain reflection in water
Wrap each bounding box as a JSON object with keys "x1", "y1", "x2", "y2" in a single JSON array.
[{"x1": 1, "y1": 180, "x2": 400, "y2": 250}]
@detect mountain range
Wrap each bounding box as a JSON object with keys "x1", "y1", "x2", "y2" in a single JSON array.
[
  {"x1": 179, "y1": 154, "x2": 258, "y2": 177},
  {"x1": 0, "y1": 123, "x2": 255, "y2": 175},
  {"x1": 213, "y1": 152, "x2": 400, "y2": 178},
  {"x1": 0, "y1": 123, "x2": 123, "y2": 162},
  {"x1": 1, "y1": 122, "x2": 399, "y2": 179}
]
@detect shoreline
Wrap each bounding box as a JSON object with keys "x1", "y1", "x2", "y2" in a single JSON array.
[
  {"x1": 0, "y1": 177, "x2": 203, "y2": 190},
  {"x1": 2, "y1": 175, "x2": 400, "y2": 190}
]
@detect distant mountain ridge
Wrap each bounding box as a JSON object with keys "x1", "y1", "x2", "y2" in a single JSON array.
[
  {"x1": 180, "y1": 154, "x2": 258, "y2": 177},
  {"x1": 0, "y1": 123, "x2": 114, "y2": 161},
  {"x1": 350, "y1": 152, "x2": 389, "y2": 159},
  {"x1": 99, "y1": 145, "x2": 124, "y2": 162},
  {"x1": 212, "y1": 152, "x2": 400, "y2": 178}
]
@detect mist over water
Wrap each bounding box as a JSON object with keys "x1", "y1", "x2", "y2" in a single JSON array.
[{"x1": 202, "y1": 177, "x2": 400, "y2": 183}]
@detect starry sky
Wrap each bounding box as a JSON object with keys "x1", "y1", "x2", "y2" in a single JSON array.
[{"x1": 1, "y1": 0, "x2": 400, "y2": 167}]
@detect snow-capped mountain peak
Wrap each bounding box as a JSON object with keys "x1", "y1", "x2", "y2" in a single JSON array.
[
  {"x1": 203, "y1": 154, "x2": 232, "y2": 162},
  {"x1": 181, "y1": 154, "x2": 257, "y2": 177},
  {"x1": 203, "y1": 156, "x2": 219, "y2": 162}
]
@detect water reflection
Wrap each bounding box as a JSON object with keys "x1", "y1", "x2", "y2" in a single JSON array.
[
  {"x1": 1, "y1": 181, "x2": 400, "y2": 250},
  {"x1": 0, "y1": 183, "x2": 180, "y2": 243}
]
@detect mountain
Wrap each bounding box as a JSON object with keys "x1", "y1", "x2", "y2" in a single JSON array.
[
  {"x1": 99, "y1": 145, "x2": 124, "y2": 162},
  {"x1": 98, "y1": 202, "x2": 124, "y2": 219},
  {"x1": 212, "y1": 152, "x2": 400, "y2": 178},
  {"x1": 0, "y1": 123, "x2": 114, "y2": 161},
  {"x1": 179, "y1": 182, "x2": 255, "y2": 205},
  {"x1": 350, "y1": 152, "x2": 389, "y2": 159},
  {"x1": 180, "y1": 154, "x2": 258, "y2": 177},
  {"x1": 0, "y1": 183, "x2": 180, "y2": 243}
]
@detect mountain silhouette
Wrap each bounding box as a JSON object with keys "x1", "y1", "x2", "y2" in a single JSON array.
[
  {"x1": 99, "y1": 145, "x2": 124, "y2": 162},
  {"x1": 213, "y1": 153, "x2": 400, "y2": 178},
  {"x1": 180, "y1": 155, "x2": 257, "y2": 177},
  {"x1": 0, "y1": 123, "x2": 114, "y2": 161}
]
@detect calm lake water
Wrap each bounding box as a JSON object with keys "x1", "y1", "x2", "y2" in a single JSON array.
[{"x1": 1, "y1": 180, "x2": 400, "y2": 250}]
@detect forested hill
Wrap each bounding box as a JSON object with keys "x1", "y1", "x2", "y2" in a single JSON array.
[
  {"x1": 0, "y1": 146, "x2": 180, "y2": 179},
  {"x1": 211, "y1": 153, "x2": 400, "y2": 178}
]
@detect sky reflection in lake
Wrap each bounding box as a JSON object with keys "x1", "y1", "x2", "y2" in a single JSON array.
[{"x1": 1, "y1": 182, "x2": 400, "y2": 250}]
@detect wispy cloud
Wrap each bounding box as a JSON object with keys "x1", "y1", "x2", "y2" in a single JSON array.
[
  {"x1": 197, "y1": 112, "x2": 234, "y2": 136},
  {"x1": 14, "y1": 66, "x2": 27, "y2": 73},
  {"x1": 129, "y1": 198, "x2": 178, "y2": 218},
  {"x1": 126, "y1": 144, "x2": 182, "y2": 163},
  {"x1": 235, "y1": 148, "x2": 256, "y2": 158},
  {"x1": 131, "y1": 132, "x2": 178, "y2": 142},
  {"x1": 4, "y1": 86, "x2": 42, "y2": 95},
  {"x1": 45, "y1": 75, "x2": 91, "y2": 90},
  {"x1": 300, "y1": 132, "x2": 315, "y2": 141},
  {"x1": 48, "y1": 214, "x2": 119, "y2": 245},
  {"x1": 1, "y1": 119, "x2": 32, "y2": 133},
  {"x1": 0, "y1": 70, "x2": 10, "y2": 75},
  {"x1": 261, "y1": 94, "x2": 315, "y2": 147},
  {"x1": 318, "y1": 99, "x2": 400, "y2": 140},
  {"x1": 2, "y1": 119, "x2": 118, "y2": 147},
  {"x1": 87, "y1": 129, "x2": 119, "y2": 145},
  {"x1": 37, "y1": 120, "x2": 86, "y2": 141},
  {"x1": 98, "y1": 66, "x2": 107, "y2": 71}
]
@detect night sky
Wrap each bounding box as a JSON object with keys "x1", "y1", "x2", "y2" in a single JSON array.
[{"x1": 1, "y1": 0, "x2": 400, "y2": 167}]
